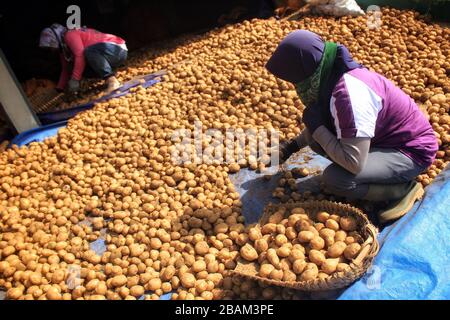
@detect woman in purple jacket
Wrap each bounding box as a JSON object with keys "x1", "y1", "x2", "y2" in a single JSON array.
[{"x1": 266, "y1": 30, "x2": 438, "y2": 224}]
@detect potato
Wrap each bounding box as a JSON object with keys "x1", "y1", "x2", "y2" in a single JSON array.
[
  {"x1": 288, "y1": 249, "x2": 305, "y2": 263},
  {"x1": 180, "y1": 273, "x2": 196, "y2": 289},
  {"x1": 194, "y1": 241, "x2": 209, "y2": 256},
  {"x1": 276, "y1": 246, "x2": 291, "y2": 258},
  {"x1": 111, "y1": 275, "x2": 128, "y2": 288},
  {"x1": 193, "y1": 260, "x2": 207, "y2": 272},
  {"x1": 298, "y1": 231, "x2": 314, "y2": 243},
  {"x1": 261, "y1": 223, "x2": 277, "y2": 235},
  {"x1": 259, "y1": 264, "x2": 275, "y2": 278},
  {"x1": 344, "y1": 243, "x2": 362, "y2": 260},
  {"x1": 0, "y1": 7, "x2": 447, "y2": 301},
  {"x1": 325, "y1": 219, "x2": 340, "y2": 231},
  {"x1": 335, "y1": 230, "x2": 347, "y2": 242},
  {"x1": 327, "y1": 241, "x2": 347, "y2": 258},
  {"x1": 316, "y1": 212, "x2": 330, "y2": 223},
  {"x1": 299, "y1": 264, "x2": 318, "y2": 281},
  {"x1": 266, "y1": 249, "x2": 280, "y2": 267},
  {"x1": 310, "y1": 236, "x2": 325, "y2": 250},
  {"x1": 254, "y1": 238, "x2": 269, "y2": 253},
  {"x1": 7, "y1": 287, "x2": 23, "y2": 300},
  {"x1": 269, "y1": 269, "x2": 284, "y2": 281},
  {"x1": 240, "y1": 244, "x2": 258, "y2": 262},
  {"x1": 292, "y1": 260, "x2": 307, "y2": 275},
  {"x1": 308, "y1": 250, "x2": 326, "y2": 266},
  {"x1": 321, "y1": 259, "x2": 339, "y2": 275},
  {"x1": 248, "y1": 227, "x2": 262, "y2": 241},
  {"x1": 340, "y1": 216, "x2": 357, "y2": 232}
]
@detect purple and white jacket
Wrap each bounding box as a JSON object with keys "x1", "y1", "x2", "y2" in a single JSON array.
[{"x1": 330, "y1": 68, "x2": 438, "y2": 168}]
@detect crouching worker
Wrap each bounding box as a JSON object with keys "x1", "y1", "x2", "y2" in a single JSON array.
[
  {"x1": 39, "y1": 23, "x2": 128, "y2": 95},
  {"x1": 266, "y1": 30, "x2": 438, "y2": 224}
]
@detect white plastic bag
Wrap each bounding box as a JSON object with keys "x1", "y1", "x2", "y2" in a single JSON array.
[{"x1": 306, "y1": 0, "x2": 365, "y2": 17}]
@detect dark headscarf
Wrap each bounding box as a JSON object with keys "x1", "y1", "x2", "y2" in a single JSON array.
[
  {"x1": 266, "y1": 30, "x2": 361, "y2": 85},
  {"x1": 266, "y1": 30, "x2": 363, "y2": 133}
]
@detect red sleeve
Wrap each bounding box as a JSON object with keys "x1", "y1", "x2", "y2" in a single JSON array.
[
  {"x1": 57, "y1": 54, "x2": 70, "y2": 90},
  {"x1": 64, "y1": 31, "x2": 86, "y2": 81}
]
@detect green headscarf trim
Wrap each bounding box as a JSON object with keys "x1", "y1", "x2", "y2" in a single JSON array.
[{"x1": 295, "y1": 42, "x2": 338, "y2": 107}]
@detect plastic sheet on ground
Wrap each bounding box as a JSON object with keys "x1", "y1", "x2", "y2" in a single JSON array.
[{"x1": 339, "y1": 165, "x2": 450, "y2": 300}]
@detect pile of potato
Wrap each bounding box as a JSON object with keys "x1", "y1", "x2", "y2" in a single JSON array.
[
  {"x1": 0, "y1": 8, "x2": 448, "y2": 300},
  {"x1": 240, "y1": 207, "x2": 362, "y2": 282}
]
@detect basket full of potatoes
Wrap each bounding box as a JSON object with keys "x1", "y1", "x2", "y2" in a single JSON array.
[{"x1": 232, "y1": 201, "x2": 379, "y2": 291}]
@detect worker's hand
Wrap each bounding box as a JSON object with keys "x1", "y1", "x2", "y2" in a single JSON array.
[
  {"x1": 279, "y1": 139, "x2": 301, "y2": 164},
  {"x1": 67, "y1": 79, "x2": 80, "y2": 94},
  {"x1": 302, "y1": 105, "x2": 324, "y2": 135}
]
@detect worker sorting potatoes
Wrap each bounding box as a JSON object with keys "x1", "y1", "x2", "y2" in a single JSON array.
[
  {"x1": 266, "y1": 30, "x2": 438, "y2": 223},
  {"x1": 39, "y1": 23, "x2": 128, "y2": 95}
]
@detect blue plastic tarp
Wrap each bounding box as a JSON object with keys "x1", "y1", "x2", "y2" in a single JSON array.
[
  {"x1": 10, "y1": 121, "x2": 68, "y2": 147},
  {"x1": 339, "y1": 165, "x2": 450, "y2": 300}
]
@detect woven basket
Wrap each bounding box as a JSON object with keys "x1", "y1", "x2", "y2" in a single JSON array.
[{"x1": 231, "y1": 200, "x2": 379, "y2": 291}]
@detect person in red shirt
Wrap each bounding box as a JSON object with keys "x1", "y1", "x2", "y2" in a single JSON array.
[{"x1": 39, "y1": 23, "x2": 128, "y2": 94}]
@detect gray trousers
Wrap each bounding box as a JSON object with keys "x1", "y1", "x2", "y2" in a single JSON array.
[{"x1": 318, "y1": 145, "x2": 426, "y2": 200}]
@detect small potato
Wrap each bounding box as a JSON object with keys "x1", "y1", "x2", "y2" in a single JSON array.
[
  {"x1": 274, "y1": 234, "x2": 288, "y2": 246},
  {"x1": 261, "y1": 223, "x2": 277, "y2": 234},
  {"x1": 248, "y1": 228, "x2": 262, "y2": 241},
  {"x1": 276, "y1": 246, "x2": 291, "y2": 258},
  {"x1": 195, "y1": 241, "x2": 209, "y2": 255},
  {"x1": 240, "y1": 244, "x2": 258, "y2": 262},
  {"x1": 344, "y1": 243, "x2": 362, "y2": 260},
  {"x1": 283, "y1": 269, "x2": 297, "y2": 282},
  {"x1": 266, "y1": 249, "x2": 280, "y2": 267},
  {"x1": 285, "y1": 227, "x2": 297, "y2": 240},
  {"x1": 334, "y1": 230, "x2": 347, "y2": 242},
  {"x1": 327, "y1": 241, "x2": 347, "y2": 258},
  {"x1": 325, "y1": 219, "x2": 340, "y2": 231},
  {"x1": 300, "y1": 264, "x2": 318, "y2": 281},
  {"x1": 292, "y1": 260, "x2": 307, "y2": 275},
  {"x1": 316, "y1": 211, "x2": 330, "y2": 223},
  {"x1": 7, "y1": 287, "x2": 23, "y2": 300},
  {"x1": 192, "y1": 260, "x2": 207, "y2": 272},
  {"x1": 289, "y1": 249, "x2": 305, "y2": 263},
  {"x1": 269, "y1": 269, "x2": 284, "y2": 281},
  {"x1": 340, "y1": 216, "x2": 357, "y2": 232},
  {"x1": 147, "y1": 278, "x2": 162, "y2": 291},
  {"x1": 308, "y1": 250, "x2": 326, "y2": 266},
  {"x1": 180, "y1": 273, "x2": 196, "y2": 289},
  {"x1": 259, "y1": 264, "x2": 275, "y2": 278},
  {"x1": 321, "y1": 259, "x2": 339, "y2": 275},
  {"x1": 254, "y1": 238, "x2": 269, "y2": 253},
  {"x1": 310, "y1": 236, "x2": 325, "y2": 250},
  {"x1": 298, "y1": 231, "x2": 314, "y2": 243},
  {"x1": 130, "y1": 285, "x2": 145, "y2": 297}
]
